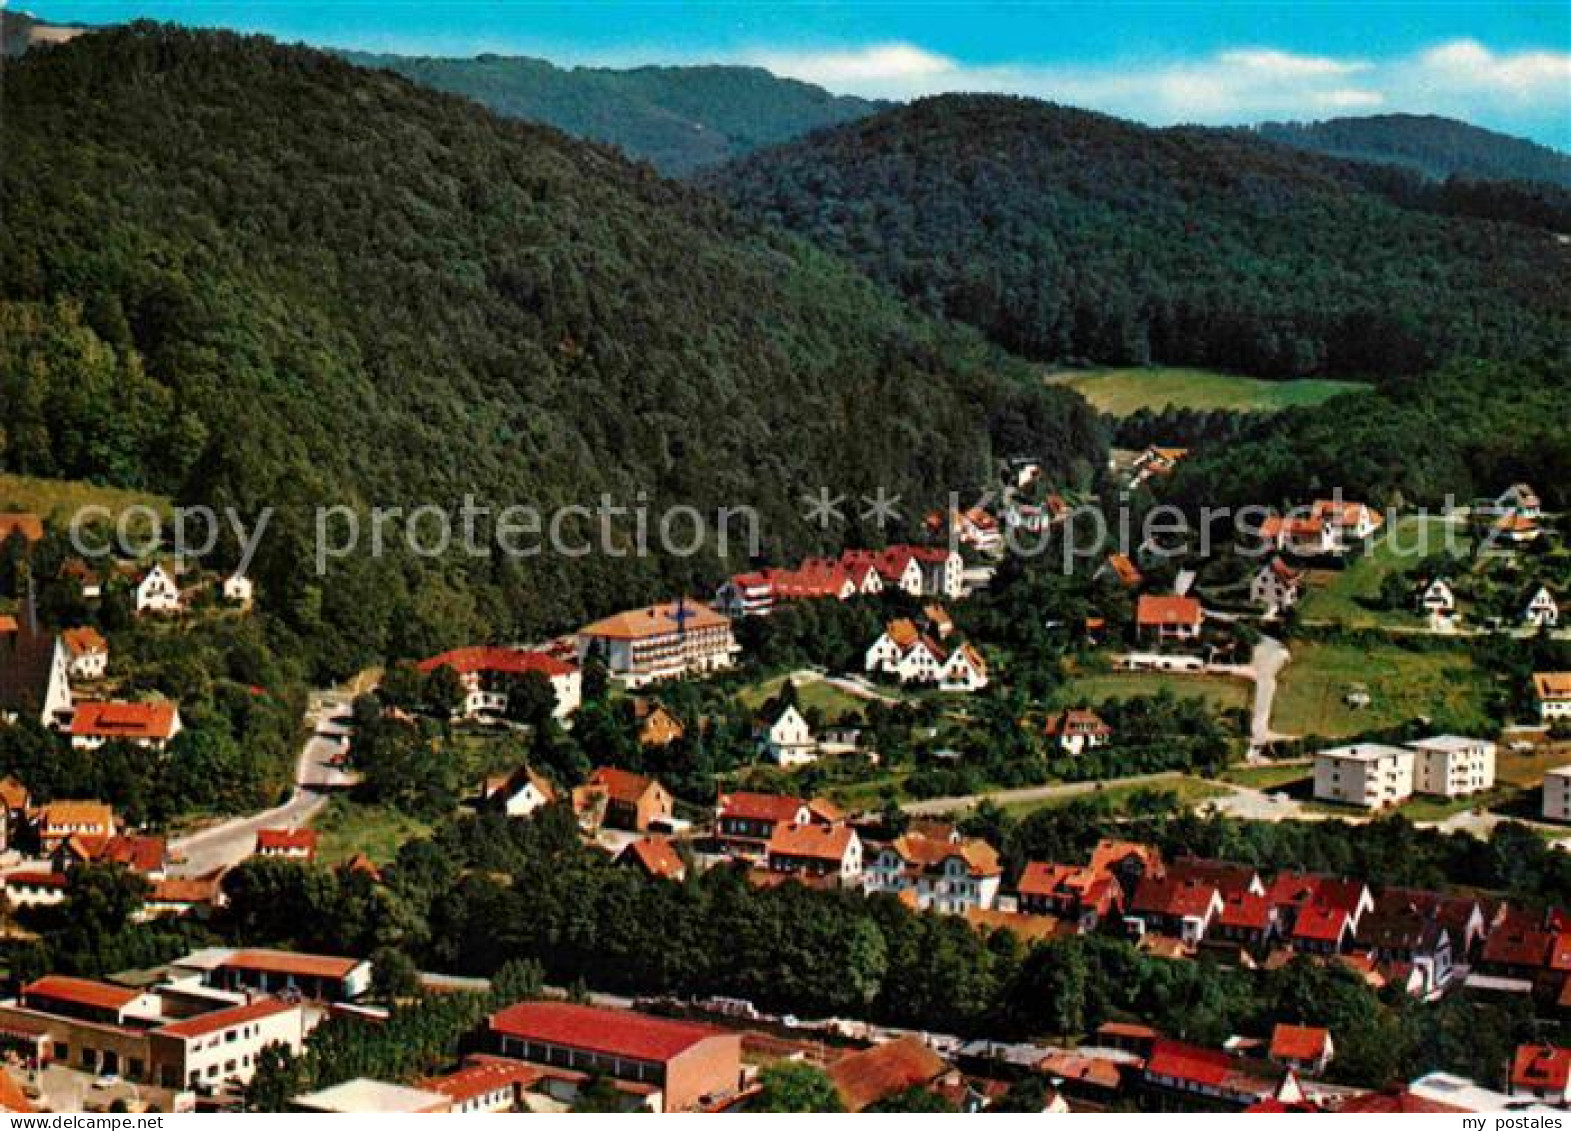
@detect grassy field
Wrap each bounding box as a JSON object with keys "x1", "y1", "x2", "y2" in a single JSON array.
[
  {"x1": 1054, "y1": 670, "x2": 1251, "y2": 713},
  {"x1": 737, "y1": 675, "x2": 871, "y2": 722},
  {"x1": 1222, "y1": 761, "x2": 1313, "y2": 790},
  {"x1": 1273, "y1": 639, "x2": 1492, "y2": 738},
  {"x1": 313, "y1": 797, "x2": 432, "y2": 866},
  {"x1": 1000, "y1": 775, "x2": 1228, "y2": 818},
  {"x1": 0, "y1": 472, "x2": 171, "y2": 523},
  {"x1": 1297, "y1": 515, "x2": 1469, "y2": 628},
  {"x1": 1048, "y1": 367, "x2": 1368, "y2": 417}
]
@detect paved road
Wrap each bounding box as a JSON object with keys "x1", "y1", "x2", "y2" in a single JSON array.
[
  {"x1": 901, "y1": 771, "x2": 1186, "y2": 816},
  {"x1": 1246, "y1": 634, "x2": 1292, "y2": 757},
  {"x1": 168, "y1": 690, "x2": 356, "y2": 877}
]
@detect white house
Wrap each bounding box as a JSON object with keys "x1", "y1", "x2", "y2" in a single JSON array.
[
  {"x1": 1418, "y1": 578, "x2": 1457, "y2": 625},
  {"x1": 1535, "y1": 673, "x2": 1571, "y2": 723},
  {"x1": 481, "y1": 765, "x2": 557, "y2": 818},
  {"x1": 1251, "y1": 557, "x2": 1305, "y2": 615},
  {"x1": 864, "y1": 620, "x2": 918, "y2": 674},
  {"x1": 1311, "y1": 499, "x2": 1385, "y2": 549},
  {"x1": 135, "y1": 564, "x2": 182, "y2": 614},
  {"x1": 760, "y1": 705, "x2": 817, "y2": 767},
  {"x1": 1407, "y1": 735, "x2": 1496, "y2": 798},
  {"x1": 1544, "y1": 767, "x2": 1571, "y2": 823},
  {"x1": 222, "y1": 574, "x2": 254, "y2": 607},
  {"x1": 1495, "y1": 483, "x2": 1543, "y2": 520},
  {"x1": 61, "y1": 627, "x2": 109, "y2": 681},
  {"x1": 1313, "y1": 744, "x2": 1415, "y2": 809},
  {"x1": 417, "y1": 647, "x2": 581, "y2": 720},
  {"x1": 939, "y1": 643, "x2": 989, "y2": 692},
  {"x1": 69, "y1": 700, "x2": 183, "y2": 751},
  {"x1": 1045, "y1": 709, "x2": 1112, "y2": 755},
  {"x1": 1524, "y1": 587, "x2": 1559, "y2": 629},
  {"x1": 862, "y1": 832, "x2": 1002, "y2": 915},
  {"x1": 765, "y1": 822, "x2": 863, "y2": 884},
  {"x1": 895, "y1": 637, "x2": 947, "y2": 684}
]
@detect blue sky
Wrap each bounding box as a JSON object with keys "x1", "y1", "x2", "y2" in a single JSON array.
[{"x1": 21, "y1": 1, "x2": 1571, "y2": 145}]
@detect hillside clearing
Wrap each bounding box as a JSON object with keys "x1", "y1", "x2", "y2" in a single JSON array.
[
  {"x1": 1273, "y1": 639, "x2": 1492, "y2": 738},
  {"x1": 0, "y1": 473, "x2": 171, "y2": 524},
  {"x1": 1053, "y1": 670, "x2": 1251, "y2": 713},
  {"x1": 1048, "y1": 367, "x2": 1368, "y2": 417}
]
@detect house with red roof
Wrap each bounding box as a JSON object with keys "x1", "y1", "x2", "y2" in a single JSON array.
[
  {"x1": 1127, "y1": 876, "x2": 1225, "y2": 946},
  {"x1": 1289, "y1": 903, "x2": 1356, "y2": 955},
  {"x1": 1339, "y1": 1088, "x2": 1466, "y2": 1113},
  {"x1": 863, "y1": 831, "x2": 1003, "y2": 915},
  {"x1": 148, "y1": 997, "x2": 305, "y2": 1091},
  {"x1": 61, "y1": 626, "x2": 109, "y2": 680},
  {"x1": 1140, "y1": 1039, "x2": 1276, "y2": 1106},
  {"x1": 765, "y1": 822, "x2": 862, "y2": 885},
  {"x1": 574, "y1": 767, "x2": 672, "y2": 832},
  {"x1": 1136, "y1": 594, "x2": 1203, "y2": 642},
  {"x1": 617, "y1": 836, "x2": 686, "y2": 882},
  {"x1": 1015, "y1": 861, "x2": 1124, "y2": 932},
  {"x1": 828, "y1": 1034, "x2": 954, "y2": 1112},
  {"x1": 255, "y1": 827, "x2": 318, "y2": 861},
  {"x1": 1044, "y1": 708, "x2": 1112, "y2": 755},
  {"x1": 0, "y1": 513, "x2": 44, "y2": 546},
  {"x1": 714, "y1": 792, "x2": 815, "y2": 854},
  {"x1": 1251, "y1": 557, "x2": 1306, "y2": 614},
  {"x1": 1088, "y1": 839, "x2": 1166, "y2": 898},
  {"x1": 421, "y1": 1057, "x2": 541, "y2": 1114},
  {"x1": 1260, "y1": 512, "x2": 1336, "y2": 557},
  {"x1": 417, "y1": 646, "x2": 581, "y2": 720},
  {"x1": 1511, "y1": 1045, "x2": 1571, "y2": 1106},
  {"x1": 1265, "y1": 872, "x2": 1373, "y2": 935},
  {"x1": 1268, "y1": 1025, "x2": 1334, "y2": 1076},
  {"x1": 190, "y1": 948, "x2": 373, "y2": 1002},
  {"x1": 69, "y1": 700, "x2": 182, "y2": 751},
  {"x1": 1167, "y1": 857, "x2": 1264, "y2": 899},
  {"x1": 574, "y1": 599, "x2": 739, "y2": 688},
  {"x1": 1213, "y1": 892, "x2": 1279, "y2": 952},
  {"x1": 489, "y1": 1001, "x2": 742, "y2": 1112}
]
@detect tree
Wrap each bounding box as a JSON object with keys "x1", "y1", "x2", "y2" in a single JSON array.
[
  {"x1": 754, "y1": 1062, "x2": 843, "y2": 1113},
  {"x1": 490, "y1": 958, "x2": 544, "y2": 1006},
  {"x1": 246, "y1": 1044, "x2": 306, "y2": 1113},
  {"x1": 505, "y1": 669, "x2": 560, "y2": 727},
  {"x1": 371, "y1": 946, "x2": 422, "y2": 1002}
]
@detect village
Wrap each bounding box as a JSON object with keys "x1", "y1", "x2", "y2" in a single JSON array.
[{"x1": 0, "y1": 450, "x2": 1569, "y2": 1114}]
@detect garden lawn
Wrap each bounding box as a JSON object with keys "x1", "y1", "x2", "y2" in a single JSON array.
[
  {"x1": 1297, "y1": 514, "x2": 1470, "y2": 629},
  {"x1": 1273, "y1": 639, "x2": 1492, "y2": 739},
  {"x1": 1054, "y1": 670, "x2": 1250, "y2": 713},
  {"x1": 737, "y1": 674, "x2": 871, "y2": 722},
  {"x1": 313, "y1": 796, "x2": 431, "y2": 866}
]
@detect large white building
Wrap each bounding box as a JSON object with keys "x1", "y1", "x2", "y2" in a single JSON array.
[
  {"x1": 1407, "y1": 735, "x2": 1496, "y2": 798},
  {"x1": 1313, "y1": 744, "x2": 1414, "y2": 809},
  {"x1": 576, "y1": 599, "x2": 738, "y2": 688},
  {"x1": 1544, "y1": 768, "x2": 1571, "y2": 823}
]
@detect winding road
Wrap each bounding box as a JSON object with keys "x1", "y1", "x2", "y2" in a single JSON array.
[{"x1": 168, "y1": 690, "x2": 356, "y2": 877}]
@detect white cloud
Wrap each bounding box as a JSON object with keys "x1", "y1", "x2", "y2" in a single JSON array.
[{"x1": 737, "y1": 38, "x2": 1568, "y2": 141}]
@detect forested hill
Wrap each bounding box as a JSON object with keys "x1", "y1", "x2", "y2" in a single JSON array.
[
  {"x1": 342, "y1": 51, "x2": 887, "y2": 175},
  {"x1": 0, "y1": 26, "x2": 1103, "y2": 677},
  {"x1": 708, "y1": 95, "x2": 1571, "y2": 381},
  {"x1": 1250, "y1": 114, "x2": 1571, "y2": 188}
]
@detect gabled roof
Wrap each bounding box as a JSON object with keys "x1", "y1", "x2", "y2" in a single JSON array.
[
  {"x1": 38, "y1": 800, "x2": 113, "y2": 830},
  {"x1": 1088, "y1": 839, "x2": 1164, "y2": 880},
  {"x1": 1144, "y1": 1039, "x2": 1231, "y2": 1088},
  {"x1": 416, "y1": 646, "x2": 575, "y2": 678},
  {"x1": 489, "y1": 1001, "x2": 724, "y2": 1064},
  {"x1": 0, "y1": 615, "x2": 59, "y2": 720},
  {"x1": 94, "y1": 834, "x2": 167, "y2": 874},
  {"x1": 256, "y1": 827, "x2": 318, "y2": 854},
  {"x1": 1044, "y1": 708, "x2": 1111, "y2": 738},
  {"x1": 1339, "y1": 1089, "x2": 1464, "y2": 1113},
  {"x1": 885, "y1": 832, "x2": 1001, "y2": 877},
  {"x1": 23, "y1": 975, "x2": 139, "y2": 1014},
  {"x1": 1481, "y1": 925, "x2": 1555, "y2": 969},
  {"x1": 1167, "y1": 856, "x2": 1259, "y2": 897},
  {"x1": 1136, "y1": 593, "x2": 1203, "y2": 628},
  {"x1": 1534, "y1": 673, "x2": 1571, "y2": 702},
  {"x1": 716, "y1": 791, "x2": 807, "y2": 825},
  {"x1": 422, "y1": 1058, "x2": 540, "y2": 1104},
  {"x1": 487, "y1": 764, "x2": 556, "y2": 805},
  {"x1": 61, "y1": 626, "x2": 108, "y2": 657},
  {"x1": 157, "y1": 997, "x2": 294, "y2": 1039},
  {"x1": 0, "y1": 513, "x2": 44, "y2": 543},
  {"x1": 1270, "y1": 1024, "x2": 1330, "y2": 1063},
  {"x1": 1292, "y1": 904, "x2": 1351, "y2": 944},
  {"x1": 884, "y1": 618, "x2": 921, "y2": 649},
  {"x1": 828, "y1": 1034, "x2": 949, "y2": 1112},
  {"x1": 578, "y1": 599, "x2": 729, "y2": 640},
  {"x1": 1131, "y1": 876, "x2": 1220, "y2": 920},
  {"x1": 0, "y1": 775, "x2": 31, "y2": 810},
  {"x1": 1219, "y1": 892, "x2": 1274, "y2": 932},
  {"x1": 1512, "y1": 1045, "x2": 1571, "y2": 1093},
  {"x1": 586, "y1": 767, "x2": 661, "y2": 806},
  {"x1": 222, "y1": 949, "x2": 363, "y2": 980},
  {"x1": 620, "y1": 836, "x2": 685, "y2": 880},
  {"x1": 1106, "y1": 553, "x2": 1143, "y2": 588},
  {"x1": 767, "y1": 821, "x2": 857, "y2": 862}
]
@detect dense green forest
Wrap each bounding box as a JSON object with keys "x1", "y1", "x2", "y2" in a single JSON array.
[
  {"x1": 709, "y1": 95, "x2": 1571, "y2": 379},
  {"x1": 1165, "y1": 359, "x2": 1571, "y2": 511},
  {"x1": 1251, "y1": 113, "x2": 1571, "y2": 188},
  {"x1": 344, "y1": 51, "x2": 887, "y2": 175},
  {"x1": 0, "y1": 26, "x2": 1103, "y2": 679}
]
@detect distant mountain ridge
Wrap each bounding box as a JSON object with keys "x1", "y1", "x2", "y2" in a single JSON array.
[
  {"x1": 1250, "y1": 114, "x2": 1571, "y2": 188},
  {"x1": 341, "y1": 51, "x2": 889, "y2": 175},
  {"x1": 708, "y1": 95, "x2": 1570, "y2": 381}
]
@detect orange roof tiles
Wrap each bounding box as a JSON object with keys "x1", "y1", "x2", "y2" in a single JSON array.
[
  {"x1": 579, "y1": 599, "x2": 728, "y2": 641},
  {"x1": 416, "y1": 646, "x2": 574, "y2": 678},
  {"x1": 158, "y1": 997, "x2": 295, "y2": 1040},
  {"x1": 1270, "y1": 1024, "x2": 1330, "y2": 1063},
  {"x1": 223, "y1": 949, "x2": 362, "y2": 980},
  {"x1": 623, "y1": 836, "x2": 685, "y2": 880},
  {"x1": 0, "y1": 513, "x2": 44, "y2": 544},
  {"x1": 717, "y1": 791, "x2": 808, "y2": 825},
  {"x1": 70, "y1": 700, "x2": 178, "y2": 741},
  {"x1": 828, "y1": 1035, "x2": 949, "y2": 1112},
  {"x1": 24, "y1": 975, "x2": 139, "y2": 1014},
  {"x1": 1534, "y1": 673, "x2": 1571, "y2": 702},
  {"x1": 423, "y1": 1059, "x2": 540, "y2": 1104},
  {"x1": 489, "y1": 1001, "x2": 723, "y2": 1063},
  {"x1": 1513, "y1": 1045, "x2": 1571, "y2": 1094},
  {"x1": 39, "y1": 800, "x2": 113, "y2": 830},
  {"x1": 1136, "y1": 593, "x2": 1203, "y2": 628},
  {"x1": 767, "y1": 821, "x2": 856, "y2": 862},
  {"x1": 61, "y1": 626, "x2": 107, "y2": 657},
  {"x1": 586, "y1": 766, "x2": 660, "y2": 806},
  {"x1": 256, "y1": 827, "x2": 318, "y2": 854}
]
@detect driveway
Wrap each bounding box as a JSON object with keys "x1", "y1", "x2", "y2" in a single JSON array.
[
  {"x1": 168, "y1": 690, "x2": 356, "y2": 876},
  {"x1": 1246, "y1": 633, "x2": 1292, "y2": 757}
]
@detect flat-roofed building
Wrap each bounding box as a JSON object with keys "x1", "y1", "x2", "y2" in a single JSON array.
[
  {"x1": 1313, "y1": 744, "x2": 1414, "y2": 809},
  {"x1": 292, "y1": 1078, "x2": 452, "y2": 1113},
  {"x1": 489, "y1": 1001, "x2": 741, "y2": 1112},
  {"x1": 1545, "y1": 768, "x2": 1571, "y2": 824},
  {"x1": 148, "y1": 997, "x2": 304, "y2": 1091},
  {"x1": 1407, "y1": 735, "x2": 1496, "y2": 798},
  {"x1": 177, "y1": 948, "x2": 371, "y2": 1002}
]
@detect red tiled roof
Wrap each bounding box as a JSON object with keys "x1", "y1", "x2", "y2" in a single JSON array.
[
  {"x1": 1137, "y1": 594, "x2": 1202, "y2": 628},
  {"x1": 223, "y1": 949, "x2": 362, "y2": 980},
  {"x1": 767, "y1": 821, "x2": 855, "y2": 862},
  {"x1": 256, "y1": 827, "x2": 318, "y2": 853},
  {"x1": 158, "y1": 997, "x2": 295, "y2": 1040},
  {"x1": 416, "y1": 646, "x2": 575, "y2": 678},
  {"x1": 423, "y1": 1059, "x2": 541, "y2": 1104},
  {"x1": 70, "y1": 700, "x2": 178, "y2": 740},
  {"x1": 1145, "y1": 1039, "x2": 1231, "y2": 1088},
  {"x1": 61, "y1": 626, "x2": 108, "y2": 657},
  {"x1": 1219, "y1": 892, "x2": 1273, "y2": 932},
  {"x1": 828, "y1": 1035, "x2": 949, "y2": 1112},
  {"x1": 1270, "y1": 1024, "x2": 1330, "y2": 1063},
  {"x1": 716, "y1": 791, "x2": 807, "y2": 824},
  {"x1": 1292, "y1": 904, "x2": 1350, "y2": 944},
  {"x1": 1512, "y1": 1045, "x2": 1571, "y2": 1093},
  {"x1": 622, "y1": 836, "x2": 684, "y2": 880},
  {"x1": 96, "y1": 834, "x2": 167, "y2": 874},
  {"x1": 1089, "y1": 839, "x2": 1165, "y2": 880},
  {"x1": 23, "y1": 975, "x2": 139, "y2": 1014},
  {"x1": 586, "y1": 767, "x2": 660, "y2": 806},
  {"x1": 1106, "y1": 553, "x2": 1142, "y2": 588},
  {"x1": 579, "y1": 600, "x2": 729, "y2": 641},
  {"x1": 0, "y1": 1066, "x2": 35, "y2": 1113},
  {"x1": 4, "y1": 870, "x2": 68, "y2": 890},
  {"x1": 1038, "y1": 1053, "x2": 1123, "y2": 1090},
  {"x1": 489, "y1": 1001, "x2": 724, "y2": 1064},
  {"x1": 0, "y1": 513, "x2": 44, "y2": 543},
  {"x1": 1045, "y1": 709, "x2": 1111, "y2": 738},
  {"x1": 1481, "y1": 926, "x2": 1554, "y2": 970},
  {"x1": 0, "y1": 776, "x2": 30, "y2": 810},
  {"x1": 149, "y1": 875, "x2": 221, "y2": 904},
  {"x1": 1017, "y1": 861, "x2": 1084, "y2": 899},
  {"x1": 1131, "y1": 876, "x2": 1219, "y2": 920},
  {"x1": 1168, "y1": 857, "x2": 1259, "y2": 898}
]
